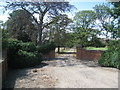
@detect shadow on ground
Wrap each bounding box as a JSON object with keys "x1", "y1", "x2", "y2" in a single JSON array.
[
  {"x1": 2, "y1": 54, "x2": 100, "y2": 89},
  {"x1": 44, "y1": 58, "x2": 68, "y2": 61},
  {"x1": 2, "y1": 63, "x2": 48, "y2": 89},
  {"x1": 57, "y1": 52, "x2": 76, "y2": 54},
  {"x1": 78, "y1": 59, "x2": 100, "y2": 67}
]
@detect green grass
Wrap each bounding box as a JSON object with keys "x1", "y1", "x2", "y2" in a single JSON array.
[
  {"x1": 85, "y1": 47, "x2": 108, "y2": 51},
  {"x1": 61, "y1": 49, "x2": 70, "y2": 52},
  {"x1": 55, "y1": 47, "x2": 70, "y2": 52},
  {"x1": 55, "y1": 47, "x2": 107, "y2": 52},
  {"x1": 55, "y1": 47, "x2": 64, "y2": 52}
]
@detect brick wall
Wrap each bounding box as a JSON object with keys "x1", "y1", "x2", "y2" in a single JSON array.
[
  {"x1": 42, "y1": 50, "x2": 55, "y2": 60},
  {"x1": 76, "y1": 47, "x2": 104, "y2": 60}
]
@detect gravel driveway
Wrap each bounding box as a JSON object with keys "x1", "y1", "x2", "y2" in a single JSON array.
[{"x1": 3, "y1": 53, "x2": 118, "y2": 88}]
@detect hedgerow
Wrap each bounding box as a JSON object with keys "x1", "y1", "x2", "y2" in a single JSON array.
[
  {"x1": 99, "y1": 40, "x2": 120, "y2": 69},
  {"x1": 3, "y1": 38, "x2": 56, "y2": 68}
]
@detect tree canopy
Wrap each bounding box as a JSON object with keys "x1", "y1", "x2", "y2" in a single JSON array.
[
  {"x1": 5, "y1": 1, "x2": 74, "y2": 45},
  {"x1": 73, "y1": 10, "x2": 96, "y2": 30},
  {"x1": 72, "y1": 10, "x2": 102, "y2": 47},
  {"x1": 43, "y1": 14, "x2": 72, "y2": 52}
]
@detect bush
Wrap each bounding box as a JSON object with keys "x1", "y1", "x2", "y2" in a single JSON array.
[
  {"x1": 8, "y1": 50, "x2": 42, "y2": 68},
  {"x1": 3, "y1": 38, "x2": 56, "y2": 68},
  {"x1": 19, "y1": 42, "x2": 36, "y2": 52},
  {"x1": 4, "y1": 39, "x2": 36, "y2": 52},
  {"x1": 17, "y1": 32, "x2": 31, "y2": 42},
  {"x1": 99, "y1": 40, "x2": 120, "y2": 69},
  {"x1": 3, "y1": 39, "x2": 22, "y2": 62},
  {"x1": 2, "y1": 39, "x2": 9, "y2": 49},
  {"x1": 37, "y1": 42, "x2": 56, "y2": 54},
  {"x1": 89, "y1": 37, "x2": 106, "y2": 47},
  {"x1": 3, "y1": 38, "x2": 42, "y2": 68},
  {"x1": 3, "y1": 38, "x2": 22, "y2": 50}
]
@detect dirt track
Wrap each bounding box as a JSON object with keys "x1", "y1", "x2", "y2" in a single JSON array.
[{"x1": 3, "y1": 54, "x2": 118, "y2": 88}]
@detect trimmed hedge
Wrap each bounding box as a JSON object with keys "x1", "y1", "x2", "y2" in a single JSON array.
[
  {"x1": 19, "y1": 42, "x2": 36, "y2": 52},
  {"x1": 17, "y1": 32, "x2": 31, "y2": 42},
  {"x1": 3, "y1": 38, "x2": 56, "y2": 68},
  {"x1": 37, "y1": 42, "x2": 56, "y2": 54},
  {"x1": 3, "y1": 38, "x2": 42, "y2": 68},
  {"x1": 99, "y1": 40, "x2": 120, "y2": 69},
  {"x1": 9, "y1": 50, "x2": 42, "y2": 68},
  {"x1": 2, "y1": 38, "x2": 21, "y2": 50}
]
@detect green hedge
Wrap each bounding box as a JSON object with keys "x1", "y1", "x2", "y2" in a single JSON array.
[
  {"x1": 4, "y1": 38, "x2": 36, "y2": 51},
  {"x1": 17, "y1": 32, "x2": 31, "y2": 42},
  {"x1": 2, "y1": 38, "x2": 21, "y2": 50},
  {"x1": 3, "y1": 39, "x2": 56, "y2": 54},
  {"x1": 2, "y1": 38, "x2": 56, "y2": 68},
  {"x1": 99, "y1": 40, "x2": 120, "y2": 69},
  {"x1": 3, "y1": 38, "x2": 42, "y2": 68},
  {"x1": 9, "y1": 50, "x2": 42, "y2": 68},
  {"x1": 37, "y1": 42, "x2": 56, "y2": 54},
  {"x1": 19, "y1": 42, "x2": 36, "y2": 52}
]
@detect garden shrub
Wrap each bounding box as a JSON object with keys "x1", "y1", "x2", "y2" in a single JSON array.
[
  {"x1": 2, "y1": 30, "x2": 10, "y2": 40},
  {"x1": 3, "y1": 38, "x2": 42, "y2": 68},
  {"x1": 89, "y1": 37, "x2": 106, "y2": 47},
  {"x1": 2, "y1": 39, "x2": 9, "y2": 49},
  {"x1": 3, "y1": 39, "x2": 22, "y2": 62},
  {"x1": 3, "y1": 38, "x2": 56, "y2": 68},
  {"x1": 17, "y1": 32, "x2": 31, "y2": 42},
  {"x1": 4, "y1": 38, "x2": 22, "y2": 50},
  {"x1": 19, "y1": 42, "x2": 36, "y2": 52},
  {"x1": 9, "y1": 50, "x2": 42, "y2": 68},
  {"x1": 37, "y1": 42, "x2": 56, "y2": 54},
  {"x1": 99, "y1": 40, "x2": 120, "y2": 69}
]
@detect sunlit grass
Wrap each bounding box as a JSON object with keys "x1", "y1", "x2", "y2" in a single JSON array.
[
  {"x1": 55, "y1": 47, "x2": 70, "y2": 52},
  {"x1": 85, "y1": 47, "x2": 108, "y2": 51}
]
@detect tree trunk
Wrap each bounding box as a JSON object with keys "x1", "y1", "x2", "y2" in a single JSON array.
[
  {"x1": 64, "y1": 47, "x2": 65, "y2": 50},
  {"x1": 58, "y1": 46, "x2": 60, "y2": 53},
  {"x1": 37, "y1": 17, "x2": 44, "y2": 45},
  {"x1": 37, "y1": 13, "x2": 44, "y2": 45},
  {"x1": 38, "y1": 26, "x2": 43, "y2": 45}
]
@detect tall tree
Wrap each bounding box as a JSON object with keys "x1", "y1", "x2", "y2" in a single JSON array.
[
  {"x1": 72, "y1": 10, "x2": 99, "y2": 46},
  {"x1": 44, "y1": 14, "x2": 72, "y2": 52},
  {"x1": 6, "y1": 9, "x2": 37, "y2": 42},
  {"x1": 111, "y1": 2, "x2": 120, "y2": 38},
  {"x1": 5, "y1": 1, "x2": 74, "y2": 45},
  {"x1": 111, "y1": 2, "x2": 120, "y2": 19},
  {"x1": 93, "y1": 4, "x2": 118, "y2": 39},
  {"x1": 73, "y1": 10, "x2": 96, "y2": 30},
  {"x1": 0, "y1": 21, "x2": 3, "y2": 30}
]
